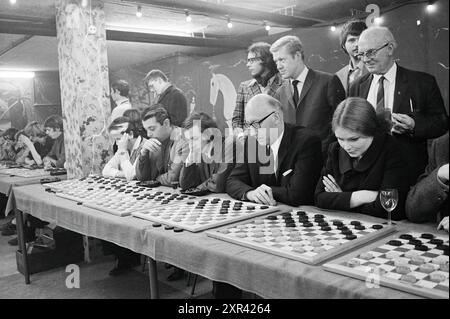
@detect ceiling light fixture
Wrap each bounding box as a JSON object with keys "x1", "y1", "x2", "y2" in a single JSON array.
[
  {"x1": 185, "y1": 10, "x2": 192, "y2": 22},
  {"x1": 9, "y1": 0, "x2": 17, "y2": 4},
  {"x1": 136, "y1": 6, "x2": 143, "y2": 18},
  {"x1": 330, "y1": 25, "x2": 337, "y2": 32},
  {"x1": 426, "y1": 0, "x2": 437, "y2": 13},
  {"x1": 81, "y1": 0, "x2": 88, "y2": 8},
  {"x1": 0, "y1": 71, "x2": 35, "y2": 79},
  {"x1": 227, "y1": 16, "x2": 232, "y2": 29},
  {"x1": 416, "y1": 19, "x2": 421, "y2": 25}
]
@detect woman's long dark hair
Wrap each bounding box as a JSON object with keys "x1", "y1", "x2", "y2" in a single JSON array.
[{"x1": 332, "y1": 97, "x2": 392, "y2": 136}]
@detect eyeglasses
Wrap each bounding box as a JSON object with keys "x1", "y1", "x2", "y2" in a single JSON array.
[
  {"x1": 245, "y1": 111, "x2": 275, "y2": 129},
  {"x1": 357, "y1": 42, "x2": 389, "y2": 59},
  {"x1": 247, "y1": 56, "x2": 262, "y2": 64}
]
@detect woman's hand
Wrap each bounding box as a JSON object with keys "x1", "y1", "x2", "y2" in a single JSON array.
[{"x1": 323, "y1": 174, "x2": 342, "y2": 192}]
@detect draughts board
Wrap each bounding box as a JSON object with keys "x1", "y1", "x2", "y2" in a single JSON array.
[
  {"x1": 324, "y1": 232, "x2": 449, "y2": 299},
  {"x1": 0, "y1": 167, "x2": 49, "y2": 178},
  {"x1": 46, "y1": 175, "x2": 192, "y2": 216},
  {"x1": 206, "y1": 210, "x2": 396, "y2": 265},
  {"x1": 132, "y1": 197, "x2": 279, "y2": 232}
]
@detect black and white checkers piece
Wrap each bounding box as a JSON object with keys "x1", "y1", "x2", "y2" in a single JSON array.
[
  {"x1": 324, "y1": 232, "x2": 449, "y2": 299},
  {"x1": 131, "y1": 197, "x2": 279, "y2": 232},
  {"x1": 0, "y1": 167, "x2": 49, "y2": 178},
  {"x1": 45, "y1": 175, "x2": 191, "y2": 216},
  {"x1": 206, "y1": 210, "x2": 395, "y2": 265}
]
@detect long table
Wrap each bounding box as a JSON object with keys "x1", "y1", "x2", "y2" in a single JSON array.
[
  {"x1": 0, "y1": 173, "x2": 66, "y2": 217},
  {"x1": 10, "y1": 183, "x2": 447, "y2": 299}
]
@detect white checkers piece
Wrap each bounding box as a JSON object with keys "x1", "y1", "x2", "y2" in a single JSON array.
[
  {"x1": 324, "y1": 232, "x2": 449, "y2": 299},
  {"x1": 132, "y1": 197, "x2": 278, "y2": 232},
  {"x1": 206, "y1": 210, "x2": 395, "y2": 265}
]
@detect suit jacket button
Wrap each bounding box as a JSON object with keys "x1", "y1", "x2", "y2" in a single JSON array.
[{"x1": 437, "y1": 196, "x2": 443, "y2": 201}]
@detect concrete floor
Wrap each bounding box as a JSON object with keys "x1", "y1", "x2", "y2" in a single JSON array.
[{"x1": 0, "y1": 217, "x2": 215, "y2": 299}]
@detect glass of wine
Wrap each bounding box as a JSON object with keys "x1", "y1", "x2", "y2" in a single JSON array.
[{"x1": 380, "y1": 189, "x2": 398, "y2": 225}]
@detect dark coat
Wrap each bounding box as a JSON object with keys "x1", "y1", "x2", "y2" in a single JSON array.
[
  {"x1": 315, "y1": 133, "x2": 410, "y2": 220},
  {"x1": 349, "y1": 65, "x2": 449, "y2": 184},
  {"x1": 226, "y1": 124, "x2": 323, "y2": 206},
  {"x1": 274, "y1": 69, "x2": 345, "y2": 157},
  {"x1": 406, "y1": 132, "x2": 449, "y2": 223},
  {"x1": 158, "y1": 85, "x2": 188, "y2": 127},
  {"x1": 179, "y1": 139, "x2": 235, "y2": 193}
]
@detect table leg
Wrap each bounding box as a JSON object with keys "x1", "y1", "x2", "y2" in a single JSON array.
[
  {"x1": 147, "y1": 257, "x2": 159, "y2": 299},
  {"x1": 15, "y1": 208, "x2": 30, "y2": 284}
]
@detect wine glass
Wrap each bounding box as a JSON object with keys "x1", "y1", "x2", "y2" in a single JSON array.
[{"x1": 380, "y1": 189, "x2": 398, "y2": 225}]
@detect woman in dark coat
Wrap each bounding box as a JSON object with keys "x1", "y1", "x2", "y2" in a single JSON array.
[{"x1": 314, "y1": 97, "x2": 409, "y2": 220}]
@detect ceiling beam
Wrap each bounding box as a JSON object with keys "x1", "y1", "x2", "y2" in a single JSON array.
[
  {"x1": 0, "y1": 35, "x2": 34, "y2": 58},
  {"x1": 0, "y1": 20, "x2": 249, "y2": 49},
  {"x1": 106, "y1": 30, "x2": 249, "y2": 48},
  {"x1": 126, "y1": 0, "x2": 321, "y2": 27}
]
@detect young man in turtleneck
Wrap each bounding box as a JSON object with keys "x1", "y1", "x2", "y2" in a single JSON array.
[{"x1": 231, "y1": 42, "x2": 283, "y2": 139}]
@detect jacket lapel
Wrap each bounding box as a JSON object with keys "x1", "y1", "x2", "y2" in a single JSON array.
[
  {"x1": 298, "y1": 70, "x2": 314, "y2": 106},
  {"x1": 276, "y1": 124, "x2": 293, "y2": 179},
  {"x1": 393, "y1": 65, "x2": 409, "y2": 113},
  {"x1": 282, "y1": 80, "x2": 296, "y2": 109},
  {"x1": 359, "y1": 74, "x2": 372, "y2": 99}
]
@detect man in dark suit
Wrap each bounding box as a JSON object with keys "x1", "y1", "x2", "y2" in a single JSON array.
[
  {"x1": 406, "y1": 132, "x2": 448, "y2": 230},
  {"x1": 349, "y1": 26, "x2": 448, "y2": 184},
  {"x1": 226, "y1": 94, "x2": 323, "y2": 207},
  {"x1": 143, "y1": 69, "x2": 188, "y2": 127},
  {"x1": 270, "y1": 35, "x2": 345, "y2": 156}
]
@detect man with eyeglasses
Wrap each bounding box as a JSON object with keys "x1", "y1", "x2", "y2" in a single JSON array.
[
  {"x1": 336, "y1": 20, "x2": 368, "y2": 94},
  {"x1": 349, "y1": 26, "x2": 448, "y2": 184},
  {"x1": 226, "y1": 94, "x2": 323, "y2": 207},
  {"x1": 232, "y1": 42, "x2": 282, "y2": 138},
  {"x1": 270, "y1": 35, "x2": 345, "y2": 158}
]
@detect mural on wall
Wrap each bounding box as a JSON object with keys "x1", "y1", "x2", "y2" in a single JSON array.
[
  {"x1": 209, "y1": 73, "x2": 236, "y2": 130},
  {"x1": 0, "y1": 79, "x2": 32, "y2": 131}
]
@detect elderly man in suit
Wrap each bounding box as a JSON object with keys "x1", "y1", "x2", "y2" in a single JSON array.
[
  {"x1": 349, "y1": 26, "x2": 448, "y2": 184},
  {"x1": 270, "y1": 35, "x2": 345, "y2": 157},
  {"x1": 406, "y1": 132, "x2": 448, "y2": 231},
  {"x1": 226, "y1": 94, "x2": 323, "y2": 207}
]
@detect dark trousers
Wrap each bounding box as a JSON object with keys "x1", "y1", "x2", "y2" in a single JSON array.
[
  {"x1": 212, "y1": 281, "x2": 242, "y2": 299},
  {"x1": 0, "y1": 193, "x2": 7, "y2": 219},
  {"x1": 101, "y1": 240, "x2": 141, "y2": 263}
]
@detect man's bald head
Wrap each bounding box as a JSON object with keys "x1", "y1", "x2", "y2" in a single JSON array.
[
  {"x1": 358, "y1": 26, "x2": 397, "y2": 75},
  {"x1": 359, "y1": 26, "x2": 397, "y2": 49},
  {"x1": 245, "y1": 94, "x2": 284, "y2": 146},
  {"x1": 245, "y1": 94, "x2": 283, "y2": 123}
]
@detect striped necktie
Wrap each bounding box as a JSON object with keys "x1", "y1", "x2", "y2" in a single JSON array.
[{"x1": 376, "y1": 76, "x2": 385, "y2": 112}]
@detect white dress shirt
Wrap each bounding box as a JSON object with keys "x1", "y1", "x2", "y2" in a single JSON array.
[
  {"x1": 367, "y1": 63, "x2": 397, "y2": 111},
  {"x1": 102, "y1": 135, "x2": 143, "y2": 181},
  {"x1": 270, "y1": 128, "x2": 284, "y2": 175}
]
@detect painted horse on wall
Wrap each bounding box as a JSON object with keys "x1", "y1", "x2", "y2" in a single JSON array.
[{"x1": 209, "y1": 73, "x2": 236, "y2": 131}]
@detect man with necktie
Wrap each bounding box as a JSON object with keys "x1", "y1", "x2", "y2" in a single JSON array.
[
  {"x1": 226, "y1": 94, "x2": 323, "y2": 207},
  {"x1": 270, "y1": 35, "x2": 345, "y2": 157},
  {"x1": 349, "y1": 26, "x2": 448, "y2": 184},
  {"x1": 335, "y1": 20, "x2": 368, "y2": 95}
]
